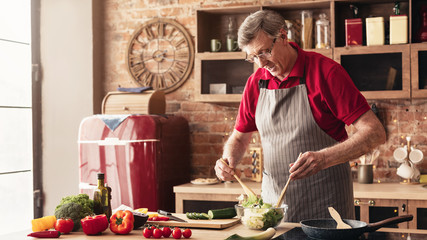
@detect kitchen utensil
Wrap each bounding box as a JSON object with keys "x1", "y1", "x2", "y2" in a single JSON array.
[
  {"x1": 393, "y1": 146, "x2": 408, "y2": 163},
  {"x1": 275, "y1": 152, "x2": 302, "y2": 207},
  {"x1": 158, "y1": 210, "x2": 188, "y2": 222},
  {"x1": 370, "y1": 149, "x2": 380, "y2": 164},
  {"x1": 220, "y1": 158, "x2": 257, "y2": 198},
  {"x1": 300, "y1": 215, "x2": 413, "y2": 240},
  {"x1": 328, "y1": 207, "x2": 351, "y2": 229},
  {"x1": 409, "y1": 148, "x2": 424, "y2": 164}
]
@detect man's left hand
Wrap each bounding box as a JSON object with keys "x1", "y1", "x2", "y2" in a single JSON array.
[{"x1": 288, "y1": 152, "x2": 326, "y2": 179}]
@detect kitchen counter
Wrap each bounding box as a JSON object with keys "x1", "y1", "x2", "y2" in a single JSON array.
[
  {"x1": 6, "y1": 222, "x2": 427, "y2": 240},
  {"x1": 174, "y1": 181, "x2": 427, "y2": 213}
]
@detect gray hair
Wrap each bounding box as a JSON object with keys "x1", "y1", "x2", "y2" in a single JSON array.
[{"x1": 238, "y1": 10, "x2": 286, "y2": 49}]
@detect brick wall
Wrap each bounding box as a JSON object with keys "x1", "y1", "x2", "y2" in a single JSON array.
[{"x1": 101, "y1": 0, "x2": 427, "y2": 183}]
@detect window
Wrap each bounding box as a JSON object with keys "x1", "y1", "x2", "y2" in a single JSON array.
[{"x1": 0, "y1": 0, "x2": 34, "y2": 234}]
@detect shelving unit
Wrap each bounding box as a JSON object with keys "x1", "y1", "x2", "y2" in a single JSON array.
[{"x1": 195, "y1": 0, "x2": 427, "y2": 103}]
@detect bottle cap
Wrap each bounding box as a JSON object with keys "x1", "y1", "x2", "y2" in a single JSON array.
[{"x1": 97, "y1": 173, "x2": 105, "y2": 179}]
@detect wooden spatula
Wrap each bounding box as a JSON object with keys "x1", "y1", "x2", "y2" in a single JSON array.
[
  {"x1": 275, "y1": 152, "x2": 301, "y2": 208},
  {"x1": 328, "y1": 207, "x2": 352, "y2": 229},
  {"x1": 220, "y1": 158, "x2": 257, "y2": 198}
]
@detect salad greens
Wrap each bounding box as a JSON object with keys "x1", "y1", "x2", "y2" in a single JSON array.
[{"x1": 239, "y1": 195, "x2": 285, "y2": 230}]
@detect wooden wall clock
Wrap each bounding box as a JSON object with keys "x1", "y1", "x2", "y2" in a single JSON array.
[{"x1": 126, "y1": 18, "x2": 195, "y2": 93}]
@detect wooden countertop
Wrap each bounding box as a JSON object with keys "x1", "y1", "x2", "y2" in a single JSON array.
[
  {"x1": 174, "y1": 181, "x2": 427, "y2": 200},
  {"x1": 6, "y1": 222, "x2": 427, "y2": 240}
]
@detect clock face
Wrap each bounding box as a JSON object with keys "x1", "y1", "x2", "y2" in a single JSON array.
[{"x1": 126, "y1": 18, "x2": 194, "y2": 93}]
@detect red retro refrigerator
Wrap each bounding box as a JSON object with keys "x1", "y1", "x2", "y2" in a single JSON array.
[{"x1": 78, "y1": 114, "x2": 190, "y2": 212}]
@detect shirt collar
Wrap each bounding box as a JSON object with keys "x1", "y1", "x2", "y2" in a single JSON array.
[{"x1": 287, "y1": 42, "x2": 305, "y2": 79}]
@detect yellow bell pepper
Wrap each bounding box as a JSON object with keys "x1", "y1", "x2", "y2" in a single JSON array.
[{"x1": 31, "y1": 215, "x2": 57, "y2": 232}]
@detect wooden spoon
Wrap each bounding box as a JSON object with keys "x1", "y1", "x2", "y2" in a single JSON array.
[
  {"x1": 328, "y1": 207, "x2": 352, "y2": 229},
  {"x1": 220, "y1": 158, "x2": 257, "y2": 198},
  {"x1": 275, "y1": 152, "x2": 302, "y2": 208}
]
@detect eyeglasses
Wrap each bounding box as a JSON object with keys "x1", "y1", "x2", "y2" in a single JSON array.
[{"x1": 245, "y1": 37, "x2": 277, "y2": 63}]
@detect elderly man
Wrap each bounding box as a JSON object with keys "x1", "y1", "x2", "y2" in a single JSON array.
[{"x1": 214, "y1": 10, "x2": 386, "y2": 222}]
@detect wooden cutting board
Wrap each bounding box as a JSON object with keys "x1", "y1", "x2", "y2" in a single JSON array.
[{"x1": 147, "y1": 214, "x2": 240, "y2": 229}]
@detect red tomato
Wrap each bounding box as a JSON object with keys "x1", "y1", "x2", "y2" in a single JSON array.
[
  {"x1": 172, "y1": 228, "x2": 182, "y2": 239},
  {"x1": 54, "y1": 218, "x2": 74, "y2": 234},
  {"x1": 143, "y1": 227, "x2": 152, "y2": 238},
  {"x1": 162, "y1": 227, "x2": 172, "y2": 238},
  {"x1": 182, "y1": 228, "x2": 192, "y2": 238},
  {"x1": 153, "y1": 228, "x2": 163, "y2": 238}
]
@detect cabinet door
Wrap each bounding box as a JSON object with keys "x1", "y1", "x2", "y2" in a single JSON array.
[
  {"x1": 407, "y1": 200, "x2": 427, "y2": 229},
  {"x1": 354, "y1": 198, "x2": 408, "y2": 228}
]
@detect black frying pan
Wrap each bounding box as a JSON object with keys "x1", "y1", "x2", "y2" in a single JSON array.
[{"x1": 300, "y1": 214, "x2": 413, "y2": 240}]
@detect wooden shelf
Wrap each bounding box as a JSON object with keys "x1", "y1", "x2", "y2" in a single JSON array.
[{"x1": 195, "y1": 0, "x2": 425, "y2": 103}]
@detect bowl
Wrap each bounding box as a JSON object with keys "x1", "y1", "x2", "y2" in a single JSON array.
[
  {"x1": 132, "y1": 212, "x2": 148, "y2": 229},
  {"x1": 235, "y1": 204, "x2": 287, "y2": 230}
]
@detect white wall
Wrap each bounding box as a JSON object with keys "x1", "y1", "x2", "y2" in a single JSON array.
[{"x1": 40, "y1": 0, "x2": 94, "y2": 215}]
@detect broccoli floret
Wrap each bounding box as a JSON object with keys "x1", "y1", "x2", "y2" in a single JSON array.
[
  {"x1": 55, "y1": 202, "x2": 83, "y2": 231},
  {"x1": 54, "y1": 194, "x2": 94, "y2": 230}
]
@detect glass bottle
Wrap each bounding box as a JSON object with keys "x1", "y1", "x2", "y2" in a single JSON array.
[
  {"x1": 315, "y1": 13, "x2": 330, "y2": 49},
  {"x1": 226, "y1": 17, "x2": 238, "y2": 52},
  {"x1": 285, "y1": 20, "x2": 295, "y2": 43},
  {"x1": 93, "y1": 173, "x2": 111, "y2": 219},
  {"x1": 301, "y1": 10, "x2": 313, "y2": 49}
]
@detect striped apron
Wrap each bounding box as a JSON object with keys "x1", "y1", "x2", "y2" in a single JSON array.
[{"x1": 254, "y1": 76, "x2": 354, "y2": 222}]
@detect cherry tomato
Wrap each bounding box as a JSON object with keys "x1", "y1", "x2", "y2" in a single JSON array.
[
  {"x1": 172, "y1": 227, "x2": 182, "y2": 239},
  {"x1": 54, "y1": 218, "x2": 74, "y2": 234},
  {"x1": 162, "y1": 227, "x2": 172, "y2": 238},
  {"x1": 153, "y1": 228, "x2": 163, "y2": 238},
  {"x1": 143, "y1": 227, "x2": 152, "y2": 238},
  {"x1": 182, "y1": 228, "x2": 192, "y2": 238}
]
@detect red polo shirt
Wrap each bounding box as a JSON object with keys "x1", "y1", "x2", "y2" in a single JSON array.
[{"x1": 235, "y1": 42, "x2": 370, "y2": 142}]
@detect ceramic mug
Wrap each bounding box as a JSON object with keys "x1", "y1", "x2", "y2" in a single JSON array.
[
  {"x1": 396, "y1": 162, "x2": 414, "y2": 179},
  {"x1": 226, "y1": 38, "x2": 239, "y2": 52},
  {"x1": 409, "y1": 148, "x2": 424, "y2": 164},
  {"x1": 393, "y1": 147, "x2": 408, "y2": 163},
  {"x1": 210, "y1": 39, "x2": 221, "y2": 52},
  {"x1": 358, "y1": 164, "x2": 374, "y2": 184}
]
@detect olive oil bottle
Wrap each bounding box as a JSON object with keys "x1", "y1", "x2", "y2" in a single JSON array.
[{"x1": 93, "y1": 173, "x2": 112, "y2": 219}]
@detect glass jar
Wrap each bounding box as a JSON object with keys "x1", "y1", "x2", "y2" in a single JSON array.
[
  {"x1": 315, "y1": 13, "x2": 330, "y2": 49},
  {"x1": 301, "y1": 10, "x2": 313, "y2": 49},
  {"x1": 285, "y1": 20, "x2": 295, "y2": 43}
]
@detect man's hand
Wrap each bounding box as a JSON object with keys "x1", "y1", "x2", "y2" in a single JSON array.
[
  {"x1": 214, "y1": 158, "x2": 238, "y2": 181},
  {"x1": 288, "y1": 152, "x2": 327, "y2": 179}
]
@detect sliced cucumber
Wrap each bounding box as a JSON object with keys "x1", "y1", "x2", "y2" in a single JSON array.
[
  {"x1": 185, "y1": 212, "x2": 211, "y2": 220},
  {"x1": 208, "y1": 207, "x2": 237, "y2": 219}
]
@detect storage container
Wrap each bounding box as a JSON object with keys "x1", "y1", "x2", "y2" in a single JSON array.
[
  {"x1": 78, "y1": 114, "x2": 191, "y2": 212},
  {"x1": 102, "y1": 91, "x2": 165, "y2": 115},
  {"x1": 390, "y1": 15, "x2": 408, "y2": 44},
  {"x1": 366, "y1": 17, "x2": 385, "y2": 46},
  {"x1": 345, "y1": 18, "x2": 363, "y2": 46}
]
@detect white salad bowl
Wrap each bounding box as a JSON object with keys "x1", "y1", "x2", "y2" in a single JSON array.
[{"x1": 235, "y1": 204, "x2": 288, "y2": 230}]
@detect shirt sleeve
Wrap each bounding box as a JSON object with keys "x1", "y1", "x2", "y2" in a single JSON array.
[
  {"x1": 321, "y1": 64, "x2": 371, "y2": 126},
  {"x1": 235, "y1": 73, "x2": 260, "y2": 133}
]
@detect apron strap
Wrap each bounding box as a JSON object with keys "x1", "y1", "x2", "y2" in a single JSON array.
[{"x1": 258, "y1": 79, "x2": 269, "y2": 89}]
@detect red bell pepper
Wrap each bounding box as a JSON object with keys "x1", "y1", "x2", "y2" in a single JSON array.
[
  {"x1": 80, "y1": 214, "x2": 109, "y2": 235},
  {"x1": 109, "y1": 210, "x2": 134, "y2": 234},
  {"x1": 27, "y1": 230, "x2": 61, "y2": 238}
]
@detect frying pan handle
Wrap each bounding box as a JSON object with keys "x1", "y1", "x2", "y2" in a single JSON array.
[{"x1": 366, "y1": 215, "x2": 413, "y2": 232}]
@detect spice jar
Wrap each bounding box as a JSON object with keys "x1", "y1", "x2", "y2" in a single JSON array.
[
  {"x1": 301, "y1": 10, "x2": 313, "y2": 49},
  {"x1": 315, "y1": 13, "x2": 330, "y2": 49}
]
